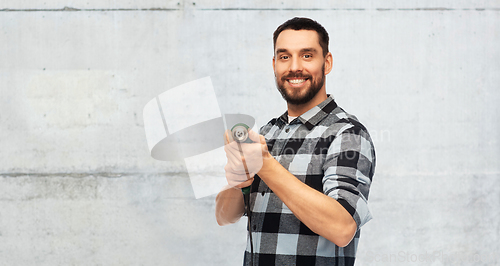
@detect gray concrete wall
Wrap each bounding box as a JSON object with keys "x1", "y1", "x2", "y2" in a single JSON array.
[{"x1": 1, "y1": 1, "x2": 499, "y2": 265}]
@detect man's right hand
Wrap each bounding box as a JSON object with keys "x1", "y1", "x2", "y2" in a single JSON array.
[{"x1": 223, "y1": 129, "x2": 268, "y2": 189}]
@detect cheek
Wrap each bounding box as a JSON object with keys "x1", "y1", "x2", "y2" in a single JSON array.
[
  {"x1": 275, "y1": 62, "x2": 290, "y2": 72},
  {"x1": 275, "y1": 69, "x2": 286, "y2": 78},
  {"x1": 274, "y1": 69, "x2": 280, "y2": 78},
  {"x1": 310, "y1": 65, "x2": 324, "y2": 76},
  {"x1": 275, "y1": 65, "x2": 285, "y2": 74}
]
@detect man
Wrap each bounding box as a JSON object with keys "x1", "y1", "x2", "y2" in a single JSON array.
[{"x1": 216, "y1": 17, "x2": 375, "y2": 266}]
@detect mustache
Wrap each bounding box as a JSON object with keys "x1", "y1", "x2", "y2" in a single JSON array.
[{"x1": 281, "y1": 72, "x2": 312, "y2": 81}]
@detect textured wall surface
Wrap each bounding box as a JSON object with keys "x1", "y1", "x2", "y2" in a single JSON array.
[{"x1": 1, "y1": 1, "x2": 499, "y2": 265}]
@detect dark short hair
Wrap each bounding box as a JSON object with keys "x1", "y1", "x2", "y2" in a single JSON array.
[{"x1": 273, "y1": 17, "x2": 329, "y2": 57}]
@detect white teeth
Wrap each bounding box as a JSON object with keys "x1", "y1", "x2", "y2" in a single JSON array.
[{"x1": 288, "y1": 79, "x2": 305, "y2": 84}]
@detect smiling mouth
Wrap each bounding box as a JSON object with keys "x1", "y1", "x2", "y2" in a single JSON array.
[{"x1": 287, "y1": 78, "x2": 308, "y2": 85}]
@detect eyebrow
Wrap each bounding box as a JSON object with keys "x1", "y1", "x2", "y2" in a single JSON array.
[
  {"x1": 275, "y1": 48, "x2": 318, "y2": 54},
  {"x1": 300, "y1": 48, "x2": 318, "y2": 53}
]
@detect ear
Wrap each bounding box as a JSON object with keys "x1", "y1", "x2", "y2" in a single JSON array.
[
  {"x1": 272, "y1": 56, "x2": 276, "y2": 73},
  {"x1": 324, "y1": 52, "x2": 333, "y2": 75}
]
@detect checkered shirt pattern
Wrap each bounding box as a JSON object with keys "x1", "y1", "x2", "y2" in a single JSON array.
[{"x1": 243, "y1": 95, "x2": 376, "y2": 266}]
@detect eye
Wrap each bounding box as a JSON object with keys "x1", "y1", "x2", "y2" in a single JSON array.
[
  {"x1": 303, "y1": 54, "x2": 312, "y2": 59},
  {"x1": 280, "y1": 55, "x2": 289, "y2": 60}
]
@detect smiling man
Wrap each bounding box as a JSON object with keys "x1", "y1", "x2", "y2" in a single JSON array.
[{"x1": 216, "y1": 17, "x2": 376, "y2": 266}]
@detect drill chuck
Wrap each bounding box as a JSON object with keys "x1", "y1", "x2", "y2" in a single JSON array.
[{"x1": 231, "y1": 123, "x2": 253, "y2": 143}]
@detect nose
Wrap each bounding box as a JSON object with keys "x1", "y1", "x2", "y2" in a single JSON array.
[{"x1": 289, "y1": 56, "x2": 303, "y2": 72}]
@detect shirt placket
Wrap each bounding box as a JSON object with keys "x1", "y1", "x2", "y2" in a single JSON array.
[
  {"x1": 274, "y1": 123, "x2": 299, "y2": 163},
  {"x1": 252, "y1": 123, "x2": 300, "y2": 236}
]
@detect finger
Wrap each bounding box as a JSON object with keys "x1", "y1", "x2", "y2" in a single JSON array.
[
  {"x1": 259, "y1": 134, "x2": 267, "y2": 146},
  {"x1": 224, "y1": 130, "x2": 233, "y2": 145},
  {"x1": 236, "y1": 177, "x2": 255, "y2": 188},
  {"x1": 230, "y1": 163, "x2": 253, "y2": 176},
  {"x1": 259, "y1": 135, "x2": 270, "y2": 156},
  {"x1": 225, "y1": 157, "x2": 249, "y2": 175},
  {"x1": 225, "y1": 158, "x2": 245, "y2": 174},
  {"x1": 227, "y1": 174, "x2": 255, "y2": 188},
  {"x1": 224, "y1": 143, "x2": 249, "y2": 175},
  {"x1": 226, "y1": 172, "x2": 253, "y2": 186},
  {"x1": 247, "y1": 128, "x2": 261, "y2": 143},
  {"x1": 227, "y1": 175, "x2": 248, "y2": 183},
  {"x1": 224, "y1": 142, "x2": 243, "y2": 162}
]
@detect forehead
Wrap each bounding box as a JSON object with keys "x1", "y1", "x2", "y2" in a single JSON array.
[{"x1": 275, "y1": 29, "x2": 321, "y2": 53}]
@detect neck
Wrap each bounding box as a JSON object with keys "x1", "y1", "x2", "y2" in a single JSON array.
[{"x1": 287, "y1": 88, "x2": 328, "y2": 117}]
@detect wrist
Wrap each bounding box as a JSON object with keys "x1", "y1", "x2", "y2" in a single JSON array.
[{"x1": 257, "y1": 152, "x2": 275, "y2": 178}]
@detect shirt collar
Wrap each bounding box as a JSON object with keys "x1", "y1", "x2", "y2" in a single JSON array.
[{"x1": 278, "y1": 95, "x2": 338, "y2": 130}]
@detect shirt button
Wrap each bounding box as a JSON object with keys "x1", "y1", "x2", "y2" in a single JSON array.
[
  {"x1": 261, "y1": 191, "x2": 265, "y2": 196},
  {"x1": 253, "y1": 225, "x2": 257, "y2": 230},
  {"x1": 285, "y1": 128, "x2": 290, "y2": 133}
]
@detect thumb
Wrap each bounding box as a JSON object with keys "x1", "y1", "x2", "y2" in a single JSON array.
[
  {"x1": 223, "y1": 129, "x2": 233, "y2": 145},
  {"x1": 247, "y1": 128, "x2": 262, "y2": 143}
]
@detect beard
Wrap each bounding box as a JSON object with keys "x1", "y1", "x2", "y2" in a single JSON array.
[{"x1": 276, "y1": 66, "x2": 325, "y2": 105}]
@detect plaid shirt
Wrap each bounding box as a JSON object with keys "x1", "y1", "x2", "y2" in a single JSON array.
[{"x1": 244, "y1": 95, "x2": 376, "y2": 266}]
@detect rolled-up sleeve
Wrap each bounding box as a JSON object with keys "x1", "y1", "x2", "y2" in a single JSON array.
[{"x1": 322, "y1": 124, "x2": 376, "y2": 230}]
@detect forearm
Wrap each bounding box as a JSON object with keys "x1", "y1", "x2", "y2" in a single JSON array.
[
  {"x1": 215, "y1": 186, "x2": 246, "y2": 226},
  {"x1": 258, "y1": 156, "x2": 356, "y2": 247}
]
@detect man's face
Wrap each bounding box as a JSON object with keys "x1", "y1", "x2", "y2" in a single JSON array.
[{"x1": 273, "y1": 30, "x2": 330, "y2": 105}]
